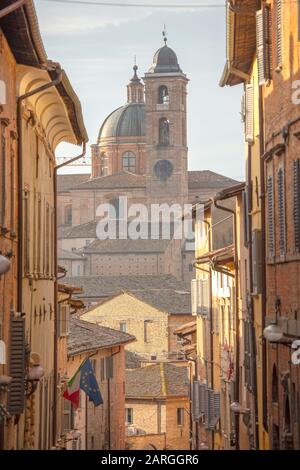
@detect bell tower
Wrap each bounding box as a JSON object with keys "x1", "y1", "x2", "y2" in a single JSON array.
[{"x1": 144, "y1": 34, "x2": 188, "y2": 208}]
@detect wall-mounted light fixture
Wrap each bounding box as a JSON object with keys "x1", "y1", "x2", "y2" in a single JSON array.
[
  {"x1": 25, "y1": 353, "x2": 45, "y2": 397},
  {"x1": 0, "y1": 252, "x2": 12, "y2": 276}
]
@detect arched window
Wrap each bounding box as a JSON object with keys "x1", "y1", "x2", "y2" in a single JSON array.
[
  {"x1": 122, "y1": 151, "x2": 136, "y2": 173},
  {"x1": 158, "y1": 85, "x2": 169, "y2": 104},
  {"x1": 159, "y1": 118, "x2": 170, "y2": 146},
  {"x1": 272, "y1": 364, "x2": 279, "y2": 403},
  {"x1": 64, "y1": 204, "x2": 72, "y2": 225}
]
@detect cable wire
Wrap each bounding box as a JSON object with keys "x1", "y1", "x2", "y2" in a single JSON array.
[{"x1": 40, "y1": 0, "x2": 225, "y2": 8}]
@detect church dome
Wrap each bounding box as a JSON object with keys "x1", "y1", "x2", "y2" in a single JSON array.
[
  {"x1": 98, "y1": 102, "x2": 145, "y2": 143},
  {"x1": 149, "y1": 45, "x2": 182, "y2": 74}
]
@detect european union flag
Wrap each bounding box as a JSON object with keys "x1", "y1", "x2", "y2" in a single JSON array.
[{"x1": 80, "y1": 358, "x2": 103, "y2": 406}]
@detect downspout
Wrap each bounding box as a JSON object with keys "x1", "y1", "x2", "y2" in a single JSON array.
[
  {"x1": 258, "y1": 85, "x2": 268, "y2": 434},
  {"x1": 107, "y1": 346, "x2": 121, "y2": 450},
  {"x1": 0, "y1": 0, "x2": 28, "y2": 19},
  {"x1": 213, "y1": 197, "x2": 240, "y2": 450},
  {"x1": 53, "y1": 142, "x2": 86, "y2": 446}
]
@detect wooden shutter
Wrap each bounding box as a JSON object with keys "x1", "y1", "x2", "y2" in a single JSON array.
[
  {"x1": 245, "y1": 84, "x2": 254, "y2": 143},
  {"x1": 267, "y1": 176, "x2": 275, "y2": 257},
  {"x1": 199, "y1": 384, "x2": 206, "y2": 417},
  {"x1": 293, "y1": 160, "x2": 300, "y2": 251},
  {"x1": 277, "y1": 168, "x2": 286, "y2": 256},
  {"x1": 242, "y1": 188, "x2": 250, "y2": 246},
  {"x1": 251, "y1": 230, "x2": 262, "y2": 295},
  {"x1": 256, "y1": 6, "x2": 271, "y2": 85},
  {"x1": 275, "y1": 0, "x2": 283, "y2": 69},
  {"x1": 106, "y1": 356, "x2": 113, "y2": 379},
  {"x1": 213, "y1": 392, "x2": 221, "y2": 427},
  {"x1": 0, "y1": 120, "x2": 8, "y2": 228},
  {"x1": 205, "y1": 388, "x2": 215, "y2": 430},
  {"x1": 61, "y1": 398, "x2": 72, "y2": 434},
  {"x1": 192, "y1": 381, "x2": 200, "y2": 421},
  {"x1": 199, "y1": 278, "x2": 210, "y2": 316},
  {"x1": 191, "y1": 279, "x2": 197, "y2": 316},
  {"x1": 7, "y1": 314, "x2": 26, "y2": 415}
]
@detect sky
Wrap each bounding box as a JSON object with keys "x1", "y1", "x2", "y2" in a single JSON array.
[{"x1": 35, "y1": 0, "x2": 245, "y2": 180}]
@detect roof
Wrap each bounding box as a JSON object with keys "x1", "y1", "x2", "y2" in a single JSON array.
[
  {"x1": 0, "y1": 1, "x2": 87, "y2": 144},
  {"x1": 173, "y1": 321, "x2": 197, "y2": 336},
  {"x1": 125, "y1": 351, "x2": 144, "y2": 369},
  {"x1": 70, "y1": 171, "x2": 146, "y2": 190},
  {"x1": 98, "y1": 103, "x2": 145, "y2": 143},
  {"x1": 188, "y1": 170, "x2": 238, "y2": 189},
  {"x1": 219, "y1": 1, "x2": 259, "y2": 87},
  {"x1": 129, "y1": 289, "x2": 191, "y2": 315},
  {"x1": 0, "y1": 1, "x2": 47, "y2": 67},
  {"x1": 64, "y1": 274, "x2": 190, "y2": 299},
  {"x1": 58, "y1": 248, "x2": 86, "y2": 260},
  {"x1": 148, "y1": 44, "x2": 183, "y2": 74},
  {"x1": 126, "y1": 363, "x2": 189, "y2": 399},
  {"x1": 57, "y1": 174, "x2": 90, "y2": 192},
  {"x1": 58, "y1": 220, "x2": 97, "y2": 239},
  {"x1": 84, "y1": 238, "x2": 170, "y2": 254},
  {"x1": 68, "y1": 317, "x2": 135, "y2": 356}
]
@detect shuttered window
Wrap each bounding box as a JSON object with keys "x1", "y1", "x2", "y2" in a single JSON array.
[
  {"x1": 245, "y1": 84, "x2": 254, "y2": 143},
  {"x1": 267, "y1": 176, "x2": 275, "y2": 257},
  {"x1": 7, "y1": 314, "x2": 26, "y2": 415},
  {"x1": 205, "y1": 388, "x2": 221, "y2": 431},
  {"x1": 0, "y1": 120, "x2": 8, "y2": 228},
  {"x1": 293, "y1": 159, "x2": 300, "y2": 251},
  {"x1": 61, "y1": 397, "x2": 74, "y2": 434},
  {"x1": 191, "y1": 278, "x2": 210, "y2": 316},
  {"x1": 252, "y1": 230, "x2": 262, "y2": 295},
  {"x1": 57, "y1": 304, "x2": 70, "y2": 337},
  {"x1": 256, "y1": 6, "x2": 272, "y2": 85},
  {"x1": 277, "y1": 168, "x2": 286, "y2": 256},
  {"x1": 244, "y1": 320, "x2": 256, "y2": 392},
  {"x1": 275, "y1": 0, "x2": 283, "y2": 69},
  {"x1": 242, "y1": 188, "x2": 250, "y2": 246}
]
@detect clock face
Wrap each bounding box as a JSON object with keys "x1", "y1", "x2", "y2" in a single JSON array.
[{"x1": 154, "y1": 159, "x2": 173, "y2": 181}]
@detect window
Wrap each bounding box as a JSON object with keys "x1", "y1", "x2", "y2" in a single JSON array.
[
  {"x1": 267, "y1": 176, "x2": 275, "y2": 257},
  {"x1": 0, "y1": 120, "x2": 8, "y2": 228},
  {"x1": 188, "y1": 263, "x2": 193, "y2": 272},
  {"x1": 57, "y1": 304, "x2": 70, "y2": 337},
  {"x1": 122, "y1": 151, "x2": 136, "y2": 173},
  {"x1": 0, "y1": 340, "x2": 6, "y2": 365},
  {"x1": 275, "y1": 0, "x2": 283, "y2": 69},
  {"x1": 24, "y1": 189, "x2": 30, "y2": 275},
  {"x1": 109, "y1": 198, "x2": 120, "y2": 219},
  {"x1": 159, "y1": 118, "x2": 170, "y2": 146},
  {"x1": 272, "y1": 365, "x2": 279, "y2": 403},
  {"x1": 277, "y1": 168, "x2": 286, "y2": 256},
  {"x1": 251, "y1": 230, "x2": 262, "y2": 294},
  {"x1": 61, "y1": 395, "x2": 74, "y2": 434},
  {"x1": 101, "y1": 356, "x2": 114, "y2": 381},
  {"x1": 177, "y1": 408, "x2": 184, "y2": 426},
  {"x1": 158, "y1": 85, "x2": 169, "y2": 104},
  {"x1": 245, "y1": 84, "x2": 254, "y2": 143},
  {"x1": 144, "y1": 320, "x2": 151, "y2": 343},
  {"x1": 293, "y1": 159, "x2": 300, "y2": 251},
  {"x1": 125, "y1": 408, "x2": 133, "y2": 425},
  {"x1": 120, "y1": 321, "x2": 126, "y2": 333},
  {"x1": 256, "y1": 5, "x2": 271, "y2": 85},
  {"x1": 65, "y1": 205, "x2": 72, "y2": 225}
]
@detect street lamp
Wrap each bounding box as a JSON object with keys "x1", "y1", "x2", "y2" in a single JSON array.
[
  {"x1": 263, "y1": 321, "x2": 284, "y2": 343},
  {"x1": 25, "y1": 354, "x2": 45, "y2": 397},
  {"x1": 0, "y1": 254, "x2": 11, "y2": 276}
]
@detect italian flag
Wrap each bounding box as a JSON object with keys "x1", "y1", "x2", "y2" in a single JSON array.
[{"x1": 63, "y1": 364, "x2": 82, "y2": 409}]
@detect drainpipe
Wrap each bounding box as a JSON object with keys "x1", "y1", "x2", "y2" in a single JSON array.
[
  {"x1": 53, "y1": 142, "x2": 86, "y2": 446},
  {"x1": 0, "y1": 0, "x2": 28, "y2": 19},
  {"x1": 213, "y1": 197, "x2": 240, "y2": 450}
]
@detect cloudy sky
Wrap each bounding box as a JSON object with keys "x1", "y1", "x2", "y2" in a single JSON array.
[{"x1": 35, "y1": 0, "x2": 245, "y2": 180}]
